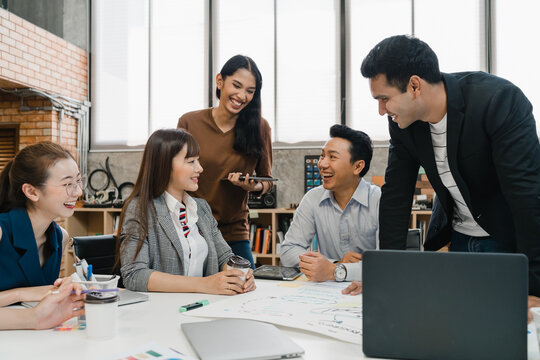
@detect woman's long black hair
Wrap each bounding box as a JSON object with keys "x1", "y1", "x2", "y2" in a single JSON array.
[{"x1": 216, "y1": 55, "x2": 264, "y2": 157}]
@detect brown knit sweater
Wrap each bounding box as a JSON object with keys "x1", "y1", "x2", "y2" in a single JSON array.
[{"x1": 178, "y1": 108, "x2": 273, "y2": 242}]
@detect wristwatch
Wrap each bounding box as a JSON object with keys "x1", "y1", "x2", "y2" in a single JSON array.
[{"x1": 334, "y1": 263, "x2": 347, "y2": 282}]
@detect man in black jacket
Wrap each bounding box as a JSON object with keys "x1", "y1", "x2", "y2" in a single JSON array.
[{"x1": 361, "y1": 35, "x2": 540, "y2": 311}]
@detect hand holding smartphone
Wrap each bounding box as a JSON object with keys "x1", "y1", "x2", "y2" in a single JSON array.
[{"x1": 222, "y1": 176, "x2": 278, "y2": 182}]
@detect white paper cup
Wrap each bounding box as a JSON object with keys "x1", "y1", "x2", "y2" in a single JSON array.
[
  {"x1": 226, "y1": 255, "x2": 251, "y2": 282},
  {"x1": 531, "y1": 307, "x2": 540, "y2": 343},
  {"x1": 84, "y1": 292, "x2": 119, "y2": 340}
]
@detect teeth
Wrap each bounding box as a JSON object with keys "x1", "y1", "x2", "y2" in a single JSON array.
[
  {"x1": 231, "y1": 99, "x2": 242, "y2": 106},
  {"x1": 64, "y1": 202, "x2": 76, "y2": 206}
]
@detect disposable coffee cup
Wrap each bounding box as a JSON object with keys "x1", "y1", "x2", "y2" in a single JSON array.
[
  {"x1": 531, "y1": 307, "x2": 540, "y2": 344},
  {"x1": 84, "y1": 291, "x2": 119, "y2": 340},
  {"x1": 226, "y1": 255, "x2": 251, "y2": 281}
]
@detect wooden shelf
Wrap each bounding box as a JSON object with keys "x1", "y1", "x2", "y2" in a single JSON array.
[
  {"x1": 248, "y1": 208, "x2": 295, "y2": 266},
  {"x1": 64, "y1": 207, "x2": 122, "y2": 237},
  {"x1": 410, "y1": 209, "x2": 432, "y2": 247}
]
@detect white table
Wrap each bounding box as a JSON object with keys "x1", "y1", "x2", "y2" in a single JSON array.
[
  {"x1": 0, "y1": 279, "x2": 538, "y2": 360},
  {"x1": 0, "y1": 280, "x2": 363, "y2": 360}
]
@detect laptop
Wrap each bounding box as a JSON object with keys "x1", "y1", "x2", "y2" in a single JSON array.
[
  {"x1": 253, "y1": 265, "x2": 302, "y2": 281},
  {"x1": 362, "y1": 250, "x2": 528, "y2": 360},
  {"x1": 182, "y1": 319, "x2": 304, "y2": 360},
  {"x1": 118, "y1": 289, "x2": 148, "y2": 306}
]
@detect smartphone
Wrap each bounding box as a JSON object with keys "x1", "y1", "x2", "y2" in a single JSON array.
[{"x1": 222, "y1": 176, "x2": 279, "y2": 181}]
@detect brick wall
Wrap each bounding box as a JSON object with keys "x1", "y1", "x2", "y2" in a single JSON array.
[
  {"x1": 0, "y1": 94, "x2": 79, "y2": 155},
  {"x1": 0, "y1": 8, "x2": 88, "y2": 156}
]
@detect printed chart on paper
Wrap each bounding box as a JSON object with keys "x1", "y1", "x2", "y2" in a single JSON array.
[{"x1": 188, "y1": 281, "x2": 363, "y2": 344}]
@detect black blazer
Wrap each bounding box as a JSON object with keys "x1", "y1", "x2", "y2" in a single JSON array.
[{"x1": 379, "y1": 71, "x2": 540, "y2": 295}]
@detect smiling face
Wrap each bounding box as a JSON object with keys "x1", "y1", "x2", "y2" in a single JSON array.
[
  {"x1": 317, "y1": 137, "x2": 363, "y2": 194},
  {"x1": 369, "y1": 74, "x2": 420, "y2": 129},
  {"x1": 33, "y1": 158, "x2": 82, "y2": 219},
  {"x1": 167, "y1": 144, "x2": 203, "y2": 198},
  {"x1": 216, "y1": 68, "x2": 257, "y2": 115}
]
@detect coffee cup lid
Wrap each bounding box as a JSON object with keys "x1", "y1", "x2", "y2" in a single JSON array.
[
  {"x1": 227, "y1": 255, "x2": 251, "y2": 268},
  {"x1": 84, "y1": 291, "x2": 119, "y2": 304}
]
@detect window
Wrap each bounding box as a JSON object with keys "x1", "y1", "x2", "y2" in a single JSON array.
[
  {"x1": 213, "y1": 0, "x2": 275, "y2": 138},
  {"x1": 0, "y1": 124, "x2": 19, "y2": 171},
  {"x1": 347, "y1": 0, "x2": 412, "y2": 140},
  {"x1": 494, "y1": 0, "x2": 539, "y2": 132},
  {"x1": 150, "y1": 0, "x2": 207, "y2": 133},
  {"x1": 90, "y1": 1, "x2": 538, "y2": 150},
  {"x1": 91, "y1": 0, "x2": 149, "y2": 149},
  {"x1": 347, "y1": 0, "x2": 486, "y2": 141},
  {"x1": 275, "y1": 0, "x2": 339, "y2": 143}
]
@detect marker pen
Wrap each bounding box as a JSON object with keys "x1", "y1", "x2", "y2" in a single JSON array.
[{"x1": 179, "y1": 300, "x2": 209, "y2": 312}]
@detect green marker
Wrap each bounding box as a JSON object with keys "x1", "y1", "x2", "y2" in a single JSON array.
[{"x1": 179, "y1": 300, "x2": 209, "y2": 312}]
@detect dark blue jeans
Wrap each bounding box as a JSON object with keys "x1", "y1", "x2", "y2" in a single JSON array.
[
  {"x1": 449, "y1": 230, "x2": 504, "y2": 253},
  {"x1": 227, "y1": 240, "x2": 255, "y2": 269}
]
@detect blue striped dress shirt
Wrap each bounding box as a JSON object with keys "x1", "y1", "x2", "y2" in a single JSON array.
[{"x1": 280, "y1": 178, "x2": 380, "y2": 281}]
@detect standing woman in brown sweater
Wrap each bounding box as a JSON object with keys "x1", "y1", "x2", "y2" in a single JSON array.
[{"x1": 178, "y1": 55, "x2": 272, "y2": 268}]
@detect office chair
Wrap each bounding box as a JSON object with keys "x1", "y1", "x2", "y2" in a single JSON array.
[
  {"x1": 406, "y1": 228, "x2": 422, "y2": 251},
  {"x1": 72, "y1": 234, "x2": 118, "y2": 275}
]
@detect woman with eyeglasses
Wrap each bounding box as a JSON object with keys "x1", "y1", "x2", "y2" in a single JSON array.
[{"x1": 0, "y1": 141, "x2": 85, "y2": 304}]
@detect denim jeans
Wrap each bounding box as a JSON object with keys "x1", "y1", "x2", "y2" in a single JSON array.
[
  {"x1": 449, "y1": 230, "x2": 504, "y2": 253},
  {"x1": 227, "y1": 240, "x2": 255, "y2": 269}
]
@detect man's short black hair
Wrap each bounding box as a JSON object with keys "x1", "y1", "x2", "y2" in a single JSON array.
[
  {"x1": 329, "y1": 124, "x2": 373, "y2": 177},
  {"x1": 361, "y1": 35, "x2": 442, "y2": 92}
]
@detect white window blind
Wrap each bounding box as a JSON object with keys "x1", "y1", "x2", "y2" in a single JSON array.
[
  {"x1": 91, "y1": 0, "x2": 149, "y2": 149},
  {"x1": 213, "y1": 0, "x2": 275, "y2": 139},
  {"x1": 275, "y1": 0, "x2": 339, "y2": 143},
  {"x1": 494, "y1": 0, "x2": 540, "y2": 135},
  {"x1": 347, "y1": 0, "x2": 412, "y2": 141},
  {"x1": 150, "y1": 0, "x2": 206, "y2": 132}
]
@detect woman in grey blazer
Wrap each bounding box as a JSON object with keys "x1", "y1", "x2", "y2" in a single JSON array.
[{"x1": 118, "y1": 129, "x2": 256, "y2": 294}]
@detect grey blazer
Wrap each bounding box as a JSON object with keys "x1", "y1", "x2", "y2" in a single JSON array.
[{"x1": 120, "y1": 194, "x2": 234, "y2": 291}]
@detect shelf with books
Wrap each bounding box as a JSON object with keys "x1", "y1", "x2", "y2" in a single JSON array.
[{"x1": 248, "y1": 208, "x2": 295, "y2": 266}]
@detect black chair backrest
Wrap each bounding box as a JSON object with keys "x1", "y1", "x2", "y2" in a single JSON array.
[
  {"x1": 72, "y1": 234, "x2": 117, "y2": 275},
  {"x1": 406, "y1": 229, "x2": 422, "y2": 251}
]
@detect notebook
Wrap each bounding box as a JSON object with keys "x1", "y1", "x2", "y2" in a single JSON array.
[
  {"x1": 253, "y1": 265, "x2": 302, "y2": 281},
  {"x1": 182, "y1": 319, "x2": 304, "y2": 360},
  {"x1": 362, "y1": 250, "x2": 528, "y2": 360}
]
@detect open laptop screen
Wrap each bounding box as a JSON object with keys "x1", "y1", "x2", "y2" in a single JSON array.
[{"x1": 362, "y1": 250, "x2": 528, "y2": 360}]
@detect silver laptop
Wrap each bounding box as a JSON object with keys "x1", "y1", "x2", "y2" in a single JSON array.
[
  {"x1": 182, "y1": 319, "x2": 304, "y2": 360},
  {"x1": 362, "y1": 250, "x2": 528, "y2": 360},
  {"x1": 118, "y1": 289, "x2": 148, "y2": 306}
]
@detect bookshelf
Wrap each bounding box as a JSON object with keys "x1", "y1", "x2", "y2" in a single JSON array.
[
  {"x1": 64, "y1": 207, "x2": 122, "y2": 237},
  {"x1": 248, "y1": 208, "x2": 295, "y2": 266},
  {"x1": 410, "y1": 209, "x2": 432, "y2": 247},
  {"x1": 248, "y1": 208, "x2": 433, "y2": 265}
]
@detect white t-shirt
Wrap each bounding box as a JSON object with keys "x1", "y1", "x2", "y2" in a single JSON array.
[
  {"x1": 163, "y1": 191, "x2": 209, "y2": 276},
  {"x1": 430, "y1": 115, "x2": 489, "y2": 237}
]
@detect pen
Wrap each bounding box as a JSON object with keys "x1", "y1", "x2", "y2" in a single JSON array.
[
  {"x1": 179, "y1": 300, "x2": 209, "y2": 312},
  {"x1": 312, "y1": 233, "x2": 319, "y2": 252},
  {"x1": 86, "y1": 264, "x2": 93, "y2": 281},
  {"x1": 50, "y1": 288, "x2": 120, "y2": 295}
]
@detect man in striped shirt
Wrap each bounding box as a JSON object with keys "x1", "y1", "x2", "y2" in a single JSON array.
[{"x1": 280, "y1": 125, "x2": 381, "y2": 283}]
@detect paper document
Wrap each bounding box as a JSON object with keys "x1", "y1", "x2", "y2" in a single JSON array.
[{"x1": 189, "y1": 281, "x2": 362, "y2": 344}]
